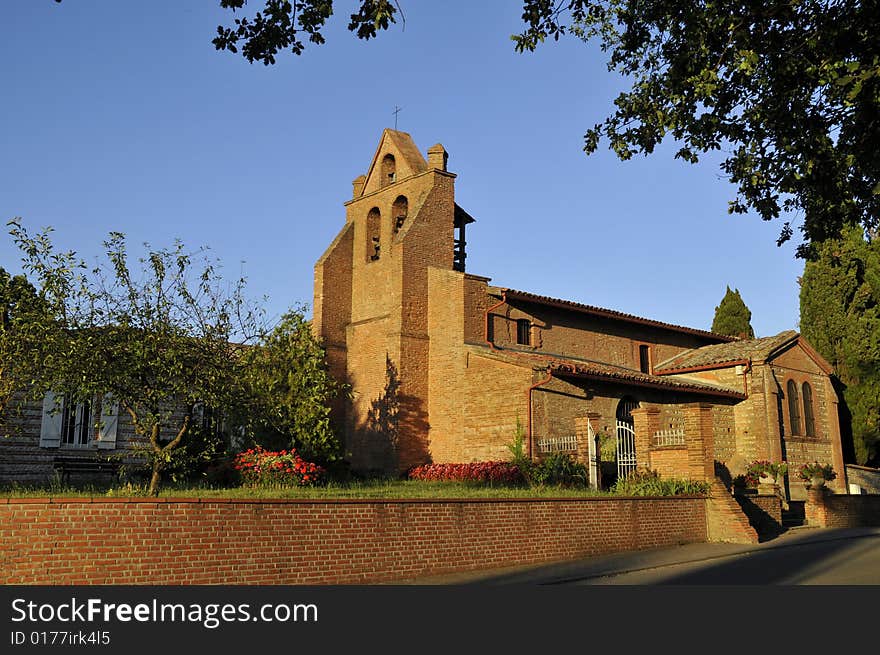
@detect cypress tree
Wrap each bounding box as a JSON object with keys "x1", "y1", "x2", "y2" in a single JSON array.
[
  {"x1": 711, "y1": 287, "x2": 755, "y2": 339},
  {"x1": 800, "y1": 226, "x2": 880, "y2": 466}
]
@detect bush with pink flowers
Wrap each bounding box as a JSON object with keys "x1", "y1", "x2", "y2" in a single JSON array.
[{"x1": 233, "y1": 446, "x2": 325, "y2": 487}]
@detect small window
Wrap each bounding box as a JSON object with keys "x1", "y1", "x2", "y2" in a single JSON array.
[
  {"x1": 61, "y1": 398, "x2": 92, "y2": 447},
  {"x1": 516, "y1": 319, "x2": 531, "y2": 346},
  {"x1": 639, "y1": 345, "x2": 651, "y2": 374},
  {"x1": 787, "y1": 379, "x2": 802, "y2": 435},
  {"x1": 802, "y1": 381, "x2": 816, "y2": 437}
]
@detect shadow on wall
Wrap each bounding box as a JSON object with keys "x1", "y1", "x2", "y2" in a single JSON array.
[
  {"x1": 833, "y1": 376, "x2": 857, "y2": 465},
  {"x1": 350, "y1": 356, "x2": 430, "y2": 476}
]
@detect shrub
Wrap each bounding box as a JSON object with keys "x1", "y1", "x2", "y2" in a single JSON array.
[
  {"x1": 798, "y1": 461, "x2": 837, "y2": 482},
  {"x1": 506, "y1": 420, "x2": 536, "y2": 485},
  {"x1": 530, "y1": 452, "x2": 589, "y2": 488},
  {"x1": 233, "y1": 446, "x2": 326, "y2": 487},
  {"x1": 407, "y1": 462, "x2": 525, "y2": 485},
  {"x1": 611, "y1": 469, "x2": 710, "y2": 496}
]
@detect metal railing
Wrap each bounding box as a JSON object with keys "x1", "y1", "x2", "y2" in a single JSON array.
[
  {"x1": 652, "y1": 428, "x2": 686, "y2": 447},
  {"x1": 535, "y1": 434, "x2": 579, "y2": 454}
]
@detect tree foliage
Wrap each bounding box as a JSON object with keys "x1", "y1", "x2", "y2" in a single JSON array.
[
  {"x1": 213, "y1": 0, "x2": 400, "y2": 64},
  {"x1": 514, "y1": 1, "x2": 880, "y2": 254},
  {"x1": 800, "y1": 226, "x2": 880, "y2": 465},
  {"x1": 8, "y1": 218, "x2": 265, "y2": 495},
  {"x1": 242, "y1": 307, "x2": 344, "y2": 463},
  {"x1": 711, "y1": 286, "x2": 755, "y2": 339},
  {"x1": 0, "y1": 267, "x2": 60, "y2": 424}
]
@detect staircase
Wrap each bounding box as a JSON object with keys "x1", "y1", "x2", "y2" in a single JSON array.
[
  {"x1": 707, "y1": 478, "x2": 759, "y2": 544},
  {"x1": 781, "y1": 500, "x2": 807, "y2": 529}
]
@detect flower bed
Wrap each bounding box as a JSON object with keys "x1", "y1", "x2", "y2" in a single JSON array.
[
  {"x1": 408, "y1": 461, "x2": 524, "y2": 485},
  {"x1": 233, "y1": 447, "x2": 325, "y2": 487}
]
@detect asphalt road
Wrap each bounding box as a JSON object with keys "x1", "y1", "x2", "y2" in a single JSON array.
[
  {"x1": 405, "y1": 526, "x2": 880, "y2": 585},
  {"x1": 567, "y1": 530, "x2": 880, "y2": 585}
]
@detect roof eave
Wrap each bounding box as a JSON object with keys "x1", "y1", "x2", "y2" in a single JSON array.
[{"x1": 497, "y1": 289, "x2": 734, "y2": 343}]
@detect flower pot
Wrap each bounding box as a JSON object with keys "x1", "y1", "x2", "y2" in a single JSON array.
[
  {"x1": 810, "y1": 476, "x2": 826, "y2": 489},
  {"x1": 759, "y1": 474, "x2": 776, "y2": 486}
]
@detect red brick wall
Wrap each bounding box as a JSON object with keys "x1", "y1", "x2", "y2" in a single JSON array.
[
  {"x1": 805, "y1": 491, "x2": 880, "y2": 528},
  {"x1": 487, "y1": 301, "x2": 717, "y2": 371},
  {"x1": 0, "y1": 496, "x2": 707, "y2": 585}
]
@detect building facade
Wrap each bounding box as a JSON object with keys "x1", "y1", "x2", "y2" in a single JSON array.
[{"x1": 313, "y1": 129, "x2": 847, "y2": 499}]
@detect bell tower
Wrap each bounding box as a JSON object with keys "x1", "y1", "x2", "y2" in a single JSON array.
[{"x1": 313, "y1": 129, "x2": 474, "y2": 473}]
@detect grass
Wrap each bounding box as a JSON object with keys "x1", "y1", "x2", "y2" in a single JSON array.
[
  {"x1": 0, "y1": 478, "x2": 625, "y2": 500},
  {"x1": 0, "y1": 477, "x2": 710, "y2": 499}
]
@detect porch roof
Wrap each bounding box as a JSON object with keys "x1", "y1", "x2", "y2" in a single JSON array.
[
  {"x1": 653, "y1": 330, "x2": 799, "y2": 373},
  {"x1": 470, "y1": 347, "x2": 746, "y2": 400}
]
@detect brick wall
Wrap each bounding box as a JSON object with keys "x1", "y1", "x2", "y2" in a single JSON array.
[
  {"x1": 805, "y1": 490, "x2": 880, "y2": 528},
  {"x1": 0, "y1": 496, "x2": 708, "y2": 585},
  {"x1": 734, "y1": 493, "x2": 783, "y2": 537},
  {"x1": 487, "y1": 301, "x2": 716, "y2": 372}
]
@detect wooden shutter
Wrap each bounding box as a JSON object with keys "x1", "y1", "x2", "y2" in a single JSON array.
[
  {"x1": 96, "y1": 394, "x2": 119, "y2": 450},
  {"x1": 39, "y1": 391, "x2": 63, "y2": 448}
]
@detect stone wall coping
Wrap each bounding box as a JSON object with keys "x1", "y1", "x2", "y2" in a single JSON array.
[{"x1": 0, "y1": 494, "x2": 707, "y2": 506}]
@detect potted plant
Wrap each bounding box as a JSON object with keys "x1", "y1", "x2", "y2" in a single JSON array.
[
  {"x1": 745, "y1": 460, "x2": 787, "y2": 486},
  {"x1": 799, "y1": 462, "x2": 836, "y2": 489}
]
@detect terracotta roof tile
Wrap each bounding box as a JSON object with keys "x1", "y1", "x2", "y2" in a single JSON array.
[
  {"x1": 654, "y1": 330, "x2": 799, "y2": 373},
  {"x1": 494, "y1": 288, "x2": 734, "y2": 343},
  {"x1": 470, "y1": 347, "x2": 746, "y2": 400}
]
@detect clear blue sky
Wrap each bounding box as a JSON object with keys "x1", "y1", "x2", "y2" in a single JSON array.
[{"x1": 1, "y1": 1, "x2": 805, "y2": 337}]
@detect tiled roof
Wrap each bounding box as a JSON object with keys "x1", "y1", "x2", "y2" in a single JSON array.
[
  {"x1": 471, "y1": 347, "x2": 746, "y2": 400},
  {"x1": 654, "y1": 330, "x2": 799, "y2": 373},
  {"x1": 385, "y1": 129, "x2": 428, "y2": 173},
  {"x1": 495, "y1": 288, "x2": 734, "y2": 343}
]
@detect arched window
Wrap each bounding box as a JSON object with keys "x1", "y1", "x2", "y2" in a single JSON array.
[
  {"x1": 802, "y1": 381, "x2": 816, "y2": 437},
  {"x1": 381, "y1": 154, "x2": 396, "y2": 186},
  {"x1": 786, "y1": 379, "x2": 802, "y2": 435},
  {"x1": 366, "y1": 207, "x2": 381, "y2": 262},
  {"x1": 392, "y1": 195, "x2": 408, "y2": 234}
]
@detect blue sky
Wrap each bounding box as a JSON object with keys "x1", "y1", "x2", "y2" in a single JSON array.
[{"x1": 1, "y1": 1, "x2": 805, "y2": 337}]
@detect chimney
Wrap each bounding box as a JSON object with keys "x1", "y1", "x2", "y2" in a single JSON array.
[
  {"x1": 352, "y1": 175, "x2": 366, "y2": 198},
  {"x1": 427, "y1": 144, "x2": 448, "y2": 172}
]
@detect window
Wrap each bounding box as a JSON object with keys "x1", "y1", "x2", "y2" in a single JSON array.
[
  {"x1": 516, "y1": 319, "x2": 531, "y2": 346},
  {"x1": 638, "y1": 345, "x2": 651, "y2": 374},
  {"x1": 802, "y1": 381, "x2": 816, "y2": 437},
  {"x1": 61, "y1": 397, "x2": 92, "y2": 447},
  {"x1": 786, "y1": 379, "x2": 802, "y2": 435},
  {"x1": 40, "y1": 391, "x2": 119, "y2": 450}
]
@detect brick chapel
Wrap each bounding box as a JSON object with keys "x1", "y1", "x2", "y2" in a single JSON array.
[{"x1": 313, "y1": 129, "x2": 848, "y2": 500}]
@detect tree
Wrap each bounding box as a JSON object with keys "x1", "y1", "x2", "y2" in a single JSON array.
[
  {"x1": 0, "y1": 267, "x2": 61, "y2": 426},
  {"x1": 200, "y1": 1, "x2": 880, "y2": 252},
  {"x1": 8, "y1": 218, "x2": 265, "y2": 495},
  {"x1": 242, "y1": 307, "x2": 344, "y2": 463},
  {"x1": 711, "y1": 286, "x2": 755, "y2": 339},
  {"x1": 800, "y1": 225, "x2": 880, "y2": 465}
]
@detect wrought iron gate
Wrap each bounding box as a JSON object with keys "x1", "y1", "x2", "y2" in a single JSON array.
[
  {"x1": 616, "y1": 420, "x2": 637, "y2": 479},
  {"x1": 615, "y1": 397, "x2": 639, "y2": 479}
]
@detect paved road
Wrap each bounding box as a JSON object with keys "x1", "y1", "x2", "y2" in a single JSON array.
[
  {"x1": 404, "y1": 527, "x2": 880, "y2": 585},
  {"x1": 568, "y1": 530, "x2": 880, "y2": 584}
]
